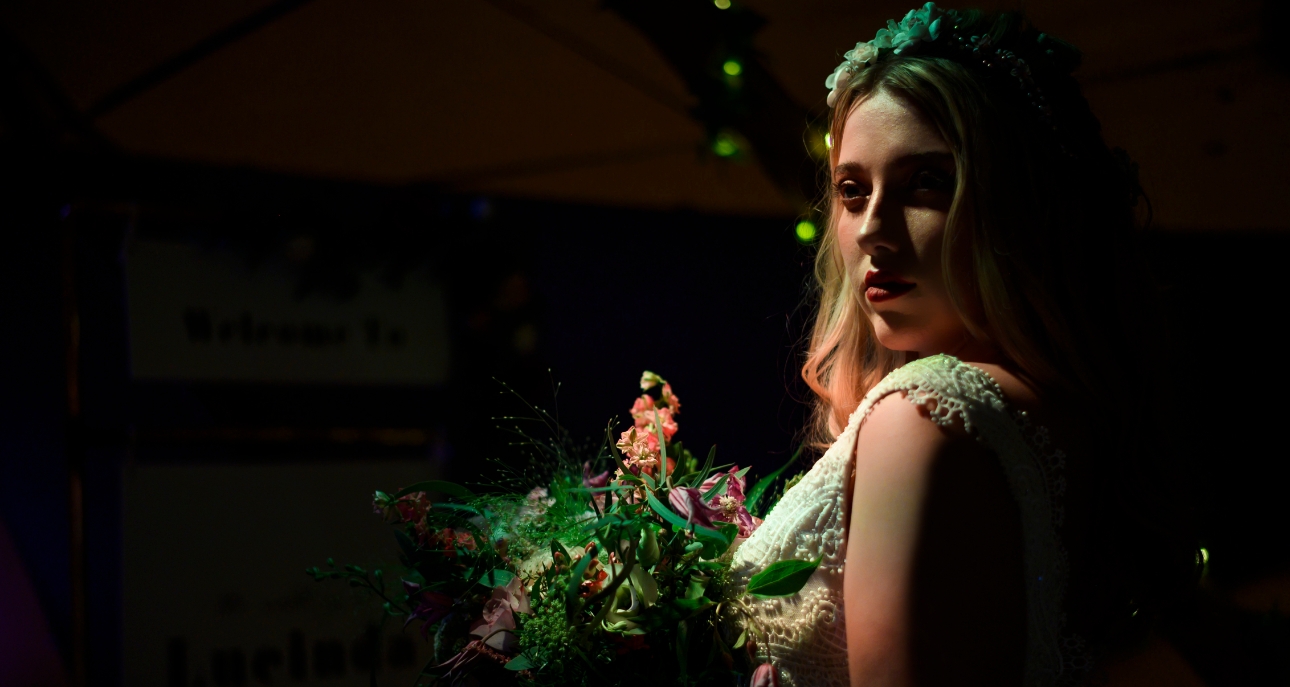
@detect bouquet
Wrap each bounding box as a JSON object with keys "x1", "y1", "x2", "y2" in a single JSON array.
[{"x1": 311, "y1": 372, "x2": 809, "y2": 686}]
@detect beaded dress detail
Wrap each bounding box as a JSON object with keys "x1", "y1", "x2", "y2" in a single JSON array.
[{"x1": 729, "y1": 354, "x2": 1082, "y2": 686}]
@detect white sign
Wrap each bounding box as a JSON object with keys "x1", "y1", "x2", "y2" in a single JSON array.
[
  {"x1": 126, "y1": 240, "x2": 449, "y2": 384},
  {"x1": 124, "y1": 460, "x2": 438, "y2": 687}
]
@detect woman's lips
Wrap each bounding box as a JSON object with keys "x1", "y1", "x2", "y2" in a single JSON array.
[{"x1": 864, "y1": 269, "x2": 915, "y2": 303}]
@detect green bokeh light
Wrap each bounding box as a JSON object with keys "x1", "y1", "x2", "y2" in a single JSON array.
[
  {"x1": 722, "y1": 59, "x2": 742, "y2": 76},
  {"x1": 713, "y1": 0, "x2": 732, "y2": 8},
  {"x1": 713, "y1": 134, "x2": 739, "y2": 157},
  {"x1": 795, "y1": 220, "x2": 817, "y2": 243}
]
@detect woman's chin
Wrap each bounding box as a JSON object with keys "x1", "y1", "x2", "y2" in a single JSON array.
[{"x1": 870, "y1": 324, "x2": 925, "y2": 355}]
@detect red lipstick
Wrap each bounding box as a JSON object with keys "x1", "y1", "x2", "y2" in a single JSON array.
[{"x1": 864, "y1": 269, "x2": 915, "y2": 303}]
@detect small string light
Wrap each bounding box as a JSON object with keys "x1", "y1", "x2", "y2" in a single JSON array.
[
  {"x1": 713, "y1": 0, "x2": 732, "y2": 8},
  {"x1": 713, "y1": 134, "x2": 739, "y2": 157},
  {"x1": 722, "y1": 59, "x2": 742, "y2": 76},
  {"x1": 795, "y1": 221, "x2": 817, "y2": 243}
]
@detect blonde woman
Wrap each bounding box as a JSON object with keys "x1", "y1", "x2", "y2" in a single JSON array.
[{"x1": 730, "y1": 5, "x2": 1191, "y2": 686}]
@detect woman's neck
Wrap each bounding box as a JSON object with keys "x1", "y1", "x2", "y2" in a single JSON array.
[{"x1": 911, "y1": 334, "x2": 1003, "y2": 366}]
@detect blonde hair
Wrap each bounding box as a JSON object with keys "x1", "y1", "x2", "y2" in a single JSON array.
[{"x1": 802, "y1": 36, "x2": 1141, "y2": 448}]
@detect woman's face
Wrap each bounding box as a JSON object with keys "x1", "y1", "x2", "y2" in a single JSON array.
[{"x1": 834, "y1": 89, "x2": 981, "y2": 359}]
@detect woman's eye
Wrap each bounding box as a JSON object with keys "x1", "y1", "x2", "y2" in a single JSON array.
[
  {"x1": 837, "y1": 181, "x2": 868, "y2": 201},
  {"x1": 912, "y1": 169, "x2": 953, "y2": 191}
]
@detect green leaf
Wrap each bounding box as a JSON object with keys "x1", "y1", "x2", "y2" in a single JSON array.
[
  {"x1": 478, "y1": 569, "x2": 515, "y2": 588},
  {"x1": 652, "y1": 416, "x2": 671, "y2": 488},
  {"x1": 670, "y1": 444, "x2": 693, "y2": 484},
  {"x1": 686, "y1": 574, "x2": 709, "y2": 600},
  {"x1": 581, "y1": 513, "x2": 627, "y2": 533},
  {"x1": 693, "y1": 445, "x2": 717, "y2": 487},
  {"x1": 636, "y1": 597, "x2": 713, "y2": 633},
  {"x1": 700, "y1": 522, "x2": 738, "y2": 559},
  {"x1": 746, "y1": 558, "x2": 820, "y2": 598},
  {"x1": 574, "y1": 484, "x2": 634, "y2": 493},
  {"x1": 431, "y1": 502, "x2": 482, "y2": 517},
  {"x1": 551, "y1": 539, "x2": 571, "y2": 565},
  {"x1": 644, "y1": 492, "x2": 726, "y2": 543},
  {"x1": 605, "y1": 424, "x2": 623, "y2": 461},
  {"x1": 504, "y1": 654, "x2": 536, "y2": 671},
  {"x1": 393, "y1": 480, "x2": 474, "y2": 499},
  {"x1": 746, "y1": 443, "x2": 804, "y2": 517},
  {"x1": 393, "y1": 528, "x2": 417, "y2": 559},
  {"x1": 700, "y1": 473, "x2": 728, "y2": 502},
  {"x1": 646, "y1": 490, "x2": 691, "y2": 530}
]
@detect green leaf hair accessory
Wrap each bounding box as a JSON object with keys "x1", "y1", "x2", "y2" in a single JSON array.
[
  {"x1": 825, "y1": 2, "x2": 956, "y2": 107},
  {"x1": 823, "y1": 3, "x2": 1072, "y2": 156}
]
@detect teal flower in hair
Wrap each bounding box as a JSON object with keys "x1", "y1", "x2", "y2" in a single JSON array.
[
  {"x1": 883, "y1": 3, "x2": 951, "y2": 54},
  {"x1": 825, "y1": 2, "x2": 956, "y2": 107}
]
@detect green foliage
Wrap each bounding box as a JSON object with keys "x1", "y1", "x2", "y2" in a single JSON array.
[
  {"x1": 746, "y1": 443, "x2": 805, "y2": 518},
  {"x1": 747, "y1": 558, "x2": 821, "y2": 598},
  {"x1": 520, "y1": 593, "x2": 584, "y2": 667},
  {"x1": 310, "y1": 375, "x2": 803, "y2": 686},
  {"x1": 480, "y1": 569, "x2": 516, "y2": 588}
]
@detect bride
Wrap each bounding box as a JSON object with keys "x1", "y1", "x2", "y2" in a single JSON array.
[{"x1": 730, "y1": 5, "x2": 1192, "y2": 686}]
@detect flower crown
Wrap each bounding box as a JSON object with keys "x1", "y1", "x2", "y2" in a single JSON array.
[{"x1": 825, "y1": 3, "x2": 1058, "y2": 139}]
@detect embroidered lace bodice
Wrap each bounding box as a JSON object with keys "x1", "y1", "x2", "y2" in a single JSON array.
[{"x1": 729, "y1": 354, "x2": 1084, "y2": 686}]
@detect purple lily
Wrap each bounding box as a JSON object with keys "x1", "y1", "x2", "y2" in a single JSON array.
[
  {"x1": 699, "y1": 466, "x2": 759, "y2": 537},
  {"x1": 668, "y1": 486, "x2": 723, "y2": 530},
  {"x1": 403, "y1": 581, "x2": 454, "y2": 636},
  {"x1": 583, "y1": 461, "x2": 611, "y2": 489}
]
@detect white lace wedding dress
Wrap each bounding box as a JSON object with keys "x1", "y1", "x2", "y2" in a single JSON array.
[{"x1": 729, "y1": 354, "x2": 1088, "y2": 686}]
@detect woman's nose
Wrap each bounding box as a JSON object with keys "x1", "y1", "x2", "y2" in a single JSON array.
[{"x1": 856, "y1": 188, "x2": 898, "y2": 255}]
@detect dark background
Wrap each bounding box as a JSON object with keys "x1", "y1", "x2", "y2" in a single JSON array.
[{"x1": 2, "y1": 0, "x2": 1289, "y2": 685}]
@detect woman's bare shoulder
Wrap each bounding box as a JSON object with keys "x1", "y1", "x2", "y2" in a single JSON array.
[
  {"x1": 847, "y1": 388, "x2": 1027, "y2": 684},
  {"x1": 855, "y1": 391, "x2": 990, "y2": 472}
]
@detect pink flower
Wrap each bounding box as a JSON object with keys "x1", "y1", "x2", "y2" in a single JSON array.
[
  {"x1": 583, "y1": 461, "x2": 610, "y2": 489},
  {"x1": 699, "y1": 465, "x2": 746, "y2": 501},
  {"x1": 469, "y1": 580, "x2": 528, "y2": 652},
  {"x1": 752, "y1": 663, "x2": 780, "y2": 687},
  {"x1": 393, "y1": 491, "x2": 431, "y2": 524},
  {"x1": 629, "y1": 404, "x2": 681, "y2": 440},
  {"x1": 422, "y1": 527, "x2": 477, "y2": 557},
  {"x1": 519, "y1": 487, "x2": 555, "y2": 520},
  {"x1": 668, "y1": 486, "x2": 723, "y2": 530},
  {"x1": 654, "y1": 407, "x2": 679, "y2": 440},
  {"x1": 499, "y1": 576, "x2": 532, "y2": 615},
  {"x1": 699, "y1": 466, "x2": 758, "y2": 537},
  {"x1": 630, "y1": 397, "x2": 679, "y2": 441},
  {"x1": 584, "y1": 461, "x2": 611, "y2": 510},
  {"x1": 630, "y1": 395, "x2": 654, "y2": 424},
  {"x1": 661, "y1": 383, "x2": 681, "y2": 413},
  {"x1": 617, "y1": 428, "x2": 660, "y2": 473}
]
